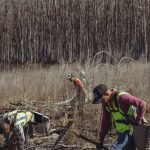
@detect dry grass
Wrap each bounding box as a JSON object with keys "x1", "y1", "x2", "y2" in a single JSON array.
[
  {"x1": 0, "y1": 62, "x2": 150, "y2": 105},
  {"x1": 0, "y1": 62, "x2": 150, "y2": 148}
]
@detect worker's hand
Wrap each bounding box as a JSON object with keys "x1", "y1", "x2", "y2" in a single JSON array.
[
  {"x1": 142, "y1": 117, "x2": 148, "y2": 124},
  {"x1": 3, "y1": 123, "x2": 11, "y2": 134},
  {"x1": 134, "y1": 117, "x2": 148, "y2": 125},
  {"x1": 136, "y1": 119, "x2": 143, "y2": 125},
  {"x1": 96, "y1": 141, "x2": 103, "y2": 149},
  {"x1": 85, "y1": 97, "x2": 89, "y2": 103}
]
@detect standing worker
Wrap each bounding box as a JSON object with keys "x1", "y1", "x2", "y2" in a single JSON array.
[
  {"x1": 57, "y1": 73, "x2": 87, "y2": 121},
  {"x1": 92, "y1": 84, "x2": 147, "y2": 150},
  {"x1": 66, "y1": 73, "x2": 87, "y2": 117},
  {"x1": 64, "y1": 73, "x2": 87, "y2": 144}
]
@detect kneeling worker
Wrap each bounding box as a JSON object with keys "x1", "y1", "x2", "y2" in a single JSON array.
[{"x1": 0, "y1": 110, "x2": 50, "y2": 150}]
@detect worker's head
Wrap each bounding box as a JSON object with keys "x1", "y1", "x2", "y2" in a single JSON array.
[
  {"x1": 2, "y1": 116, "x2": 14, "y2": 133},
  {"x1": 66, "y1": 73, "x2": 75, "y2": 82},
  {"x1": 93, "y1": 84, "x2": 112, "y2": 104},
  {"x1": 3, "y1": 123, "x2": 11, "y2": 134}
]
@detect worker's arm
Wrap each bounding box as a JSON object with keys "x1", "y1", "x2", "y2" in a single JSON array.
[
  {"x1": 119, "y1": 94, "x2": 147, "y2": 123},
  {"x1": 3, "y1": 133, "x2": 9, "y2": 148},
  {"x1": 99, "y1": 106, "x2": 112, "y2": 142},
  {"x1": 75, "y1": 85, "x2": 81, "y2": 97},
  {"x1": 14, "y1": 125, "x2": 25, "y2": 150}
]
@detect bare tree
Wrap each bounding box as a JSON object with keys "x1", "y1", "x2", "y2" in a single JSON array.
[{"x1": 0, "y1": 0, "x2": 149, "y2": 65}]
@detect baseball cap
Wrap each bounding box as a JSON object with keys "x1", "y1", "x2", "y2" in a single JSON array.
[{"x1": 92, "y1": 84, "x2": 108, "y2": 104}]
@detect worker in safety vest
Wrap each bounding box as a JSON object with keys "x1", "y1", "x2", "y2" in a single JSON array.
[
  {"x1": 93, "y1": 84, "x2": 147, "y2": 150},
  {"x1": 1, "y1": 110, "x2": 34, "y2": 150}
]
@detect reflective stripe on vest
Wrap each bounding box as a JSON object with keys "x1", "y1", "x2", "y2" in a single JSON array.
[
  {"x1": 105, "y1": 91, "x2": 136, "y2": 133},
  {"x1": 15, "y1": 112, "x2": 33, "y2": 126},
  {"x1": 3, "y1": 110, "x2": 18, "y2": 118}
]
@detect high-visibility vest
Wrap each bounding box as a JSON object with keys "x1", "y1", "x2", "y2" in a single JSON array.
[
  {"x1": 105, "y1": 91, "x2": 136, "y2": 133},
  {"x1": 4, "y1": 110, "x2": 33, "y2": 127}
]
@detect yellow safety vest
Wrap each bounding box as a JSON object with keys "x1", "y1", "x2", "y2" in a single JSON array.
[
  {"x1": 4, "y1": 110, "x2": 33, "y2": 127},
  {"x1": 105, "y1": 91, "x2": 136, "y2": 133}
]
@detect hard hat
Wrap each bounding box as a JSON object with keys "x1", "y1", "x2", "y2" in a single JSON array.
[{"x1": 66, "y1": 73, "x2": 75, "y2": 79}]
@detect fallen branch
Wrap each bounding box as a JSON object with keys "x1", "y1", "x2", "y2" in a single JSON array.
[
  {"x1": 71, "y1": 129, "x2": 109, "y2": 150},
  {"x1": 25, "y1": 143, "x2": 82, "y2": 150},
  {"x1": 55, "y1": 144, "x2": 82, "y2": 149}
]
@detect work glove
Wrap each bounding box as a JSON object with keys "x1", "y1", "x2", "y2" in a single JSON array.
[
  {"x1": 85, "y1": 97, "x2": 88, "y2": 103},
  {"x1": 96, "y1": 141, "x2": 103, "y2": 150},
  {"x1": 142, "y1": 117, "x2": 148, "y2": 124},
  {"x1": 131, "y1": 117, "x2": 148, "y2": 125},
  {"x1": 136, "y1": 119, "x2": 143, "y2": 125}
]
